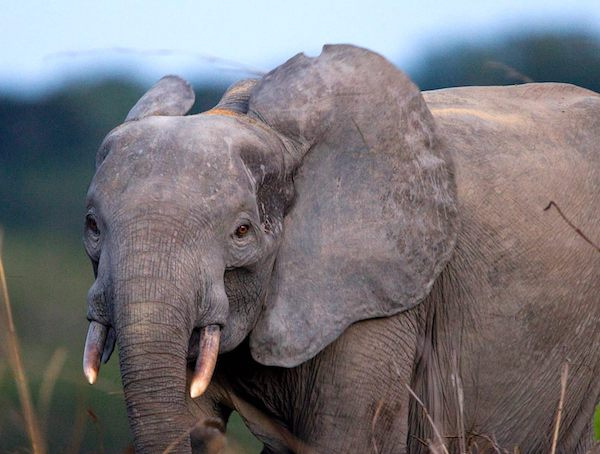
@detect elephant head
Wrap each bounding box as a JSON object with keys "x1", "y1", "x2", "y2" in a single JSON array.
[{"x1": 82, "y1": 45, "x2": 458, "y2": 451}]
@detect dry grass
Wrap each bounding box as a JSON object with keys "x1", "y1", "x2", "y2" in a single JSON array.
[
  {"x1": 0, "y1": 231, "x2": 47, "y2": 454},
  {"x1": 406, "y1": 361, "x2": 581, "y2": 454},
  {"x1": 0, "y1": 234, "x2": 107, "y2": 452},
  {"x1": 406, "y1": 384, "x2": 450, "y2": 454},
  {"x1": 550, "y1": 363, "x2": 569, "y2": 454}
]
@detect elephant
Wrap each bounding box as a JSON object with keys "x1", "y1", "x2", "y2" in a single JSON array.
[{"x1": 81, "y1": 44, "x2": 600, "y2": 453}]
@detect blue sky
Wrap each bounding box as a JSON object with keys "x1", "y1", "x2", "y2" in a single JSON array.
[{"x1": 1, "y1": 0, "x2": 599, "y2": 94}]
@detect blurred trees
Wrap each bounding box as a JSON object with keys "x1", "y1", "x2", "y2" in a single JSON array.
[
  {"x1": 0, "y1": 79, "x2": 226, "y2": 236},
  {"x1": 1, "y1": 30, "x2": 599, "y2": 236},
  {"x1": 1, "y1": 80, "x2": 139, "y2": 234},
  {"x1": 410, "y1": 31, "x2": 600, "y2": 92}
]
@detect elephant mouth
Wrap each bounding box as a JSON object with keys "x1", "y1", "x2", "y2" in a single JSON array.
[{"x1": 83, "y1": 320, "x2": 221, "y2": 398}]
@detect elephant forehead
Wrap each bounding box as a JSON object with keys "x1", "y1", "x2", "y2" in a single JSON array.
[{"x1": 90, "y1": 116, "x2": 261, "y2": 209}]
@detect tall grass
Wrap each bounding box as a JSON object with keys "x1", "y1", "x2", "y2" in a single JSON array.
[
  {"x1": 0, "y1": 231, "x2": 127, "y2": 452},
  {"x1": 0, "y1": 231, "x2": 47, "y2": 453}
]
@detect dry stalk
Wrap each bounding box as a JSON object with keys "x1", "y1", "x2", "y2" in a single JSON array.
[
  {"x1": 451, "y1": 352, "x2": 467, "y2": 454},
  {"x1": 550, "y1": 362, "x2": 569, "y2": 454},
  {"x1": 0, "y1": 234, "x2": 47, "y2": 454},
  {"x1": 468, "y1": 431, "x2": 505, "y2": 453},
  {"x1": 544, "y1": 201, "x2": 600, "y2": 253},
  {"x1": 405, "y1": 384, "x2": 450, "y2": 454},
  {"x1": 371, "y1": 399, "x2": 384, "y2": 454}
]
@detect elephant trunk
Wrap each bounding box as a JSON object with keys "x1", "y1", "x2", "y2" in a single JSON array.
[
  {"x1": 83, "y1": 217, "x2": 229, "y2": 451},
  {"x1": 114, "y1": 277, "x2": 194, "y2": 453}
]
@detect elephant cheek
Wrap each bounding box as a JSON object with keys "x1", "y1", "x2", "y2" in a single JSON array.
[{"x1": 219, "y1": 316, "x2": 252, "y2": 352}]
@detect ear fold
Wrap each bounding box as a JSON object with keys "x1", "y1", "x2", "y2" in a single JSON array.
[
  {"x1": 248, "y1": 45, "x2": 458, "y2": 367},
  {"x1": 125, "y1": 75, "x2": 195, "y2": 121},
  {"x1": 210, "y1": 79, "x2": 258, "y2": 114},
  {"x1": 96, "y1": 76, "x2": 195, "y2": 166}
]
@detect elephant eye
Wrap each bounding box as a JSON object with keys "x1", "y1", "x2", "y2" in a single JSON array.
[
  {"x1": 235, "y1": 224, "x2": 250, "y2": 238},
  {"x1": 86, "y1": 215, "x2": 100, "y2": 236}
]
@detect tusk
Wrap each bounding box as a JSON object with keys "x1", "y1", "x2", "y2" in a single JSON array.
[
  {"x1": 190, "y1": 325, "x2": 220, "y2": 398},
  {"x1": 101, "y1": 326, "x2": 116, "y2": 364},
  {"x1": 83, "y1": 321, "x2": 108, "y2": 385}
]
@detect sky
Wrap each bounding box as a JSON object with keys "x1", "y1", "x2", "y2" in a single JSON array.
[{"x1": 1, "y1": 0, "x2": 600, "y2": 95}]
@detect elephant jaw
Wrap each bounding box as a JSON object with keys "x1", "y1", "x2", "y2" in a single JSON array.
[{"x1": 83, "y1": 320, "x2": 221, "y2": 399}]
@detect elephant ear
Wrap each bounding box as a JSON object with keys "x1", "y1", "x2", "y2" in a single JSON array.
[
  {"x1": 210, "y1": 79, "x2": 258, "y2": 114},
  {"x1": 96, "y1": 76, "x2": 195, "y2": 166},
  {"x1": 248, "y1": 45, "x2": 458, "y2": 367},
  {"x1": 125, "y1": 75, "x2": 195, "y2": 121}
]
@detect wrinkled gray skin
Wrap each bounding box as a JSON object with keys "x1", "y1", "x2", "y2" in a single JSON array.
[{"x1": 83, "y1": 45, "x2": 600, "y2": 453}]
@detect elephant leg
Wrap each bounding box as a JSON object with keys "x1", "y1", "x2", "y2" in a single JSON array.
[
  {"x1": 573, "y1": 421, "x2": 599, "y2": 454},
  {"x1": 204, "y1": 312, "x2": 419, "y2": 453},
  {"x1": 274, "y1": 312, "x2": 419, "y2": 454},
  {"x1": 186, "y1": 370, "x2": 232, "y2": 453}
]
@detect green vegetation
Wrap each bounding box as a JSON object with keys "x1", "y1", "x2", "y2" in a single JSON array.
[
  {"x1": 595, "y1": 404, "x2": 600, "y2": 441},
  {"x1": 1, "y1": 29, "x2": 598, "y2": 451}
]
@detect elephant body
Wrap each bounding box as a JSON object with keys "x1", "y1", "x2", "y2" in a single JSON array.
[
  {"x1": 82, "y1": 45, "x2": 599, "y2": 453},
  {"x1": 423, "y1": 85, "x2": 600, "y2": 452},
  {"x1": 192, "y1": 83, "x2": 600, "y2": 454}
]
